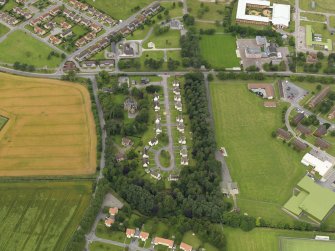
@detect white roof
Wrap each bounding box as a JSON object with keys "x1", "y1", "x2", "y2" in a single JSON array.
[
  {"x1": 271, "y1": 4, "x2": 290, "y2": 27},
  {"x1": 301, "y1": 153, "x2": 333, "y2": 177},
  {"x1": 236, "y1": 0, "x2": 270, "y2": 23}
]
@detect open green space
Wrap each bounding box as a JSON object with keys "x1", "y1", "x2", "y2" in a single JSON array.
[
  {"x1": 89, "y1": 242, "x2": 125, "y2": 251},
  {"x1": 330, "y1": 16, "x2": 335, "y2": 28},
  {"x1": 280, "y1": 237, "x2": 335, "y2": 251},
  {"x1": 224, "y1": 227, "x2": 335, "y2": 251},
  {"x1": 200, "y1": 34, "x2": 239, "y2": 69},
  {"x1": 210, "y1": 82, "x2": 306, "y2": 224},
  {"x1": 0, "y1": 30, "x2": 63, "y2": 68},
  {"x1": 0, "y1": 181, "x2": 92, "y2": 250},
  {"x1": 0, "y1": 115, "x2": 8, "y2": 130},
  {"x1": 161, "y1": 2, "x2": 183, "y2": 18},
  {"x1": 145, "y1": 29, "x2": 181, "y2": 48},
  {"x1": 300, "y1": 0, "x2": 335, "y2": 14},
  {"x1": 0, "y1": 24, "x2": 9, "y2": 37},
  {"x1": 1, "y1": 0, "x2": 17, "y2": 11},
  {"x1": 86, "y1": 0, "x2": 154, "y2": 20},
  {"x1": 186, "y1": 0, "x2": 226, "y2": 21},
  {"x1": 301, "y1": 12, "x2": 327, "y2": 22},
  {"x1": 159, "y1": 149, "x2": 171, "y2": 168}
]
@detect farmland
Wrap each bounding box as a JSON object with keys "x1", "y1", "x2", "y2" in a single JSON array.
[
  {"x1": 0, "y1": 181, "x2": 92, "y2": 251},
  {"x1": 200, "y1": 34, "x2": 240, "y2": 69},
  {"x1": 86, "y1": 0, "x2": 154, "y2": 20},
  {"x1": 210, "y1": 82, "x2": 306, "y2": 224},
  {"x1": 224, "y1": 227, "x2": 335, "y2": 251},
  {"x1": 0, "y1": 31, "x2": 63, "y2": 69},
  {"x1": 0, "y1": 73, "x2": 97, "y2": 176}
]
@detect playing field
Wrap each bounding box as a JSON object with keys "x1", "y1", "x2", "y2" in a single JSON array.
[
  {"x1": 200, "y1": 34, "x2": 240, "y2": 69},
  {"x1": 280, "y1": 237, "x2": 335, "y2": 251},
  {"x1": 210, "y1": 82, "x2": 306, "y2": 223},
  {"x1": 86, "y1": 0, "x2": 154, "y2": 20},
  {"x1": 0, "y1": 73, "x2": 96, "y2": 176},
  {"x1": 0, "y1": 181, "x2": 92, "y2": 250},
  {"x1": 224, "y1": 227, "x2": 335, "y2": 251},
  {"x1": 0, "y1": 30, "x2": 63, "y2": 68},
  {"x1": 300, "y1": 0, "x2": 335, "y2": 14}
]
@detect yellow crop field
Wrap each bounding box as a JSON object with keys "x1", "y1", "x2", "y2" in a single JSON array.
[{"x1": 0, "y1": 73, "x2": 97, "y2": 176}]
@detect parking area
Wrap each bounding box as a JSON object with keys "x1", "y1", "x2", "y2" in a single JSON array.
[{"x1": 281, "y1": 80, "x2": 309, "y2": 103}]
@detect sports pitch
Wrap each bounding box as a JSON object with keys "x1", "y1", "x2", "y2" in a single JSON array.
[
  {"x1": 0, "y1": 73, "x2": 97, "y2": 176},
  {"x1": 280, "y1": 237, "x2": 335, "y2": 251},
  {"x1": 0, "y1": 181, "x2": 92, "y2": 250}
]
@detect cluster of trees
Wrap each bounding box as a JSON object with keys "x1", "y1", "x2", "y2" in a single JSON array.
[
  {"x1": 13, "y1": 62, "x2": 36, "y2": 72},
  {"x1": 47, "y1": 51, "x2": 66, "y2": 60},
  {"x1": 118, "y1": 59, "x2": 141, "y2": 70},
  {"x1": 263, "y1": 61, "x2": 286, "y2": 72},
  {"x1": 199, "y1": 29, "x2": 216, "y2": 35},
  {"x1": 301, "y1": 114, "x2": 319, "y2": 126},
  {"x1": 144, "y1": 58, "x2": 164, "y2": 70},
  {"x1": 196, "y1": 2, "x2": 210, "y2": 18},
  {"x1": 245, "y1": 65, "x2": 260, "y2": 72},
  {"x1": 154, "y1": 25, "x2": 170, "y2": 35},
  {"x1": 324, "y1": 53, "x2": 335, "y2": 74},
  {"x1": 217, "y1": 71, "x2": 266, "y2": 80},
  {"x1": 182, "y1": 14, "x2": 195, "y2": 26},
  {"x1": 222, "y1": 0, "x2": 234, "y2": 28},
  {"x1": 167, "y1": 57, "x2": 180, "y2": 70},
  {"x1": 180, "y1": 29, "x2": 206, "y2": 68},
  {"x1": 319, "y1": 99, "x2": 333, "y2": 114},
  {"x1": 289, "y1": 75, "x2": 335, "y2": 84}
]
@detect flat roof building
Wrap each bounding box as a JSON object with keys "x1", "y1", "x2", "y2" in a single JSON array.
[{"x1": 301, "y1": 153, "x2": 333, "y2": 178}]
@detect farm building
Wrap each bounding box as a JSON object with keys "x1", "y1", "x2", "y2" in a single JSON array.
[
  {"x1": 276, "y1": 128, "x2": 292, "y2": 141},
  {"x1": 314, "y1": 125, "x2": 327, "y2": 137},
  {"x1": 248, "y1": 83, "x2": 275, "y2": 99},
  {"x1": 315, "y1": 138, "x2": 331, "y2": 150},
  {"x1": 301, "y1": 153, "x2": 333, "y2": 179},
  {"x1": 284, "y1": 176, "x2": 335, "y2": 222},
  {"x1": 309, "y1": 86, "x2": 330, "y2": 108}
]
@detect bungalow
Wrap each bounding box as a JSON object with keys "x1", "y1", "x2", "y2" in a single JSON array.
[
  {"x1": 173, "y1": 80, "x2": 180, "y2": 87},
  {"x1": 297, "y1": 124, "x2": 312, "y2": 136},
  {"x1": 276, "y1": 128, "x2": 292, "y2": 141},
  {"x1": 181, "y1": 156, "x2": 189, "y2": 166},
  {"x1": 178, "y1": 135, "x2": 186, "y2": 145},
  {"x1": 153, "y1": 237, "x2": 174, "y2": 249},
  {"x1": 34, "y1": 26, "x2": 46, "y2": 36},
  {"x1": 180, "y1": 147, "x2": 188, "y2": 158},
  {"x1": 293, "y1": 139, "x2": 308, "y2": 151},
  {"x1": 168, "y1": 174, "x2": 179, "y2": 181},
  {"x1": 105, "y1": 218, "x2": 114, "y2": 227},
  {"x1": 154, "y1": 101, "x2": 160, "y2": 112},
  {"x1": 155, "y1": 116, "x2": 161, "y2": 124},
  {"x1": 60, "y1": 29, "x2": 73, "y2": 38},
  {"x1": 177, "y1": 122, "x2": 185, "y2": 133},
  {"x1": 143, "y1": 148, "x2": 149, "y2": 158},
  {"x1": 154, "y1": 93, "x2": 159, "y2": 102},
  {"x1": 139, "y1": 231, "x2": 149, "y2": 242},
  {"x1": 122, "y1": 137, "x2": 133, "y2": 147},
  {"x1": 60, "y1": 21, "x2": 72, "y2": 30},
  {"x1": 149, "y1": 137, "x2": 158, "y2": 147},
  {"x1": 126, "y1": 228, "x2": 135, "y2": 238},
  {"x1": 49, "y1": 35, "x2": 62, "y2": 45},
  {"x1": 155, "y1": 124, "x2": 162, "y2": 135},
  {"x1": 109, "y1": 207, "x2": 118, "y2": 216},
  {"x1": 150, "y1": 170, "x2": 161, "y2": 180},
  {"x1": 292, "y1": 113, "x2": 305, "y2": 126},
  {"x1": 180, "y1": 242, "x2": 192, "y2": 251},
  {"x1": 315, "y1": 138, "x2": 331, "y2": 150},
  {"x1": 314, "y1": 125, "x2": 327, "y2": 137}
]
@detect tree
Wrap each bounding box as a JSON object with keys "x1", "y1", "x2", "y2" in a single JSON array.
[{"x1": 317, "y1": 51, "x2": 324, "y2": 60}]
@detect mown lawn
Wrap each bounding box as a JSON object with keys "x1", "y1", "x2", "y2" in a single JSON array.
[
  {"x1": 0, "y1": 23, "x2": 9, "y2": 37},
  {"x1": 224, "y1": 227, "x2": 335, "y2": 251},
  {"x1": 186, "y1": 0, "x2": 226, "y2": 21},
  {"x1": 0, "y1": 30, "x2": 63, "y2": 68},
  {"x1": 210, "y1": 82, "x2": 306, "y2": 224},
  {"x1": 86, "y1": 0, "x2": 154, "y2": 20},
  {"x1": 145, "y1": 29, "x2": 181, "y2": 48},
  {"x1": 0, "y1": 181, "x2": 92, "y2": 250},
  {"x1": 300, "y1": 0, "x2": 335, "y2": 14},
  {"x1": 161, "y1": 2, "x2": 183, "y2": 18},
  {"x1": 200, "y1": 34, "x2": 240, "y2": 69},
  {"x1": 89, "y1": 242, "x2": 125, "y2": 251}
]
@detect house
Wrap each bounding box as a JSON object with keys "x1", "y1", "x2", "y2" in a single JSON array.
[
  {"x1": 60, "y1": 21, "x2": 72, "y2": 30},
  {"x1": 178, "y1": 135, "x2": 186, "y2": 145},
  {"x1": 122, "y1": 137, "x2": 133, "y2": 147},
  {"x1": 309, "y1": 86, "x2": 330, "y2": 108},
  {"x1": 100, "y1": 60, "x2": 114, "y2": 68},
  {"x1": 91, "y1": 23, "x2": 102, "y2": 32},
  {"x1": 328, "y1": 106, "x2": 335, "y2": 120},
  {"x1": 155, "y1": 123, "x2": 162, "y2": 135},
  {"x1": 173, "y1": 86, "x2": 180, "y2": 95},
  {"x1": 297, "y1": 124, "x2": 312, "y2": 135},
  {"x1": 150, "y1": 170, "x2": 161, "y2": 180},
  {"x1": 155, "y1": 116, "x2": 161, "y2": 124},
  {"x1": 168, "y1": 174, "x2": 179, "y2": 181},
  {"x1": 126, "y1": 228, "x2": 135, "y2": 238},
  {"x1": 49, "y1": 6, "x2": 61, "y2": 16},
  {"x1": 153, "y1": 237, "x2": 174, "y2": 249},
  {"x1": 301, "y1": 153, "x2": 333, "y2": 178},
  {"x1": 0, "y1": 0, "x2": 6, "y2": 6},
  {"x1": 60, "y1": 29, "x2": 73, "y2": 38},
  {"x1": 124, "y1": 98, "x2": 138, "y2": 114},
  {"x1": 143, "y1": 148, "x2": 149, "y2": 158},
  {"x1": 248, "y1": 83, "x2": 275, "y2": 99},
  {"x1": 34, "y1": 26, "x2": 46, "y2": 36},
  {"x1": 143, "y1": 157, "x2": 149, "y2": 167},
  {"x1": 176, "y1": 115, "x2": 183, "y2": 123},
  {"x1": 141, "y1": 78, "x2": 150, "y2": 84},
  {"x1": 80, "y1": 18, "x2": 91, "y2": 27},
  {"x1": 314, "y1": 125, "x2": 327, "y2": 137},
  {"x1": 177, "y1": 122, "x2": 185, "y2": 133},
  {"x1": 293, "y1": 139, "x2": 308, "y2": 151},
  {"x1": 180, "y1": 147, "x2": 187, "y2": 157},
  {"x1": 75, "y1": 37, "x2": 87, "y2": 47},
  {"x1": 116, "y1": 152, "x2": 125, "y2": 162},
  {"x1": 154, "y1": 101, "x2": 160, "y2": 112},
  {"x1": 169, "y1": 19, "x2": 183, "y2": 30},
  {"x1": 181, "y1": 156, "x2": 189, "y2": 166},
  {"x1": 175, "y1": 101, "x2": 182, "y2": 112},
  {"x1": 105, "y1": 218, "x2": 114, "y2": 227},
  {"x1": 82, "y1": 61, "x2": 96, "y2": 68},
  {"x1": 44, "y1": 21, "x2": 55, "y2": 30},
  {"x1": 292, "y1": 113, "x2": 305, "y2": 126},
  {"x1": 123, "y1": 43, "x2": 134, "y2": 56},
  {"x1": 109, "y1": 207, "x2": 118, "y2": 216},
  {"x1": 173, "y1": 80, "x2": 180, "y2": 87},
  {"x1": 153, "y1": 93, "x2": 159, "y2": 102},
  {"x1": 63, "y1": 61, "x2": 77, "y2": 72},
  {"x1": 276, "y1": 128, "x2": 292, "y2": 141},
  {"x1": 180, "y1": 242, "x2": 192, "y2": 251},
  {"x1": 139, "y1": 231, "x2": 149, "y2": 241},
  {"x1": 174, "y1": 94, "x2": 181, "y2": 102},
  {"x1": 315, "y1": 138, "x2": 331, "y2": 150},
  {"x1": 49, "y1": 35, "x2": 62, "y2": 45},
  {"x1": 149, "y1": 137, "x2": 158, "y2": 147}
]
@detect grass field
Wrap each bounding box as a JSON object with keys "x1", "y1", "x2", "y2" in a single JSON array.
[
  {"x1": 160, "y1": 2, "x2": 183, "y2": 18},
  {"x1": 186, "y1": 0, "x2": 226, "y2": 21},
  {"x1": 224, "y1": 227, "x2": 335, "y2": 251},
  {"x1": 300, "y1": 0, "x2": 335, "y2": 14},
  {"x1": 86, "y1": 0, "x2": 154, "y2": 20},
  {"x1": 0, "y1": 73, "x2": 96, "y2": 176},
  {"x1": 145, "y1": 29, "x2": 180, "y2": 48},
  {"x1": 0, "y1": 181, "x2": 91, "y2": 250},
  {"x1": 0, "y1": 30, "x2": 63, "y2": 68},
  {"x1": 300, "y1": 21, "x2": 332, "y2": 40},
  {"x1": 0, "y1": 24, "x2": 9, "y2": 37},
  {"x1": 210, "y1": 82, "x2": 306, "y2": 224},
  {"x1": 200, "y1": 34, "x2": 239, "y2": 69},
  {"x1": 90, "y1": 242, "x2": 125, "y2": 251},
  {"x1": 300, "y1": 12, "x2": 326, "y2": 22},
  {"x1": 280, "y1": 237, "x2": 335, "y2": 251}
]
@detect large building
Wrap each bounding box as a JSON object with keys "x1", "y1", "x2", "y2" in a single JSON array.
[
  {"x1": 306, "y1": 25, "x2": 333, "y2": 51},
  {"x1": 236, "y1": 0, "x2": 290, "y2": 28},
  {"x1": 301, "y1": 153, "x2": 333, "y2": 180}
]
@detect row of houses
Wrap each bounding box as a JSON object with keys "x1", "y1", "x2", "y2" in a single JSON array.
[
  {"x1": 309, "y1": 86, "x2": 330, "y2": 108},
  {"x1": 64, "y1": 8, "x2": 102, "y2": 32},
  {"x1": 75, "y1": 31, "x2": 96, "y2": 47},
  {"x1": 81, "y1": 59, "x2": 115, "y2": 68},
  {"x1": 30, "y1": 6, "x2": 61, "y2": 26},
  {"x1": 0, "y1": 11, "x2": 19, "y2": 25},
  {"x1": 12, "y1": 6, "x2": 32, "y2": 19}
]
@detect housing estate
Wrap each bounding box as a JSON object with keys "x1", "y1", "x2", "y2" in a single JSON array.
[{"x1": 308, "y1": 86, "x2": 330, "y2": 108}]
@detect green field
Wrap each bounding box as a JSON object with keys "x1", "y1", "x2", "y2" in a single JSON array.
[
  {"x1": 200, "y1": 34, "x2": 239, "y2": 69},
  {"x1": 186, "y1": 0, "x2": 226, "y2": 21},
  {"x1": 210, "y1": 82, "x2": 306, "y2": 224},
  {"x1": 90, "y1": 242, "x2": 125, "y2": 251},
  {"x1": 300, "y1": 0, "x2": 335, "y2": 14},
  {"x1": 0, "y1": 30, "x2": 63, "y2": 68},
  {"x1": 87, "y1": 0, "x2": 154, "y2": 20},
  {"x1": 280, "y1": 237, "x2": 335, "y2": 251},
  {"x1": 0, "y1": 181, "x2": 91, "y2": 250},
  {"x1": 330, "y1": 16, "x2": 335, "y2": 28},
  {"x1": 145, "y1": 29, "x2": 180, "y2": 48},
  {"x1": 160, "y1": 2, "x2": 183, "y2": 18},
  {"x1": 224, "y1": 227, "x2": 335, "y2": 251},
  {"x1": 0, "y1": 24, "x2": 9, "y2": 37},
  {"x1": 301, "y1": 21, "x2": 332, "y2": 41},
  {"x1": 301, "y1": 12, "x2": 326, "y2": 22}
]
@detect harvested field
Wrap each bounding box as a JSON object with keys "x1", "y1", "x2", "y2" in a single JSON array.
[{"x1": 0, "y1": 73, "x2": 96, "y2": 176}]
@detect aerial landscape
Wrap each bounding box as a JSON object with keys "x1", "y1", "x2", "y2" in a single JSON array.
[{"x1": 2, "y1": 0, "x2": 335, "y2": 250}]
